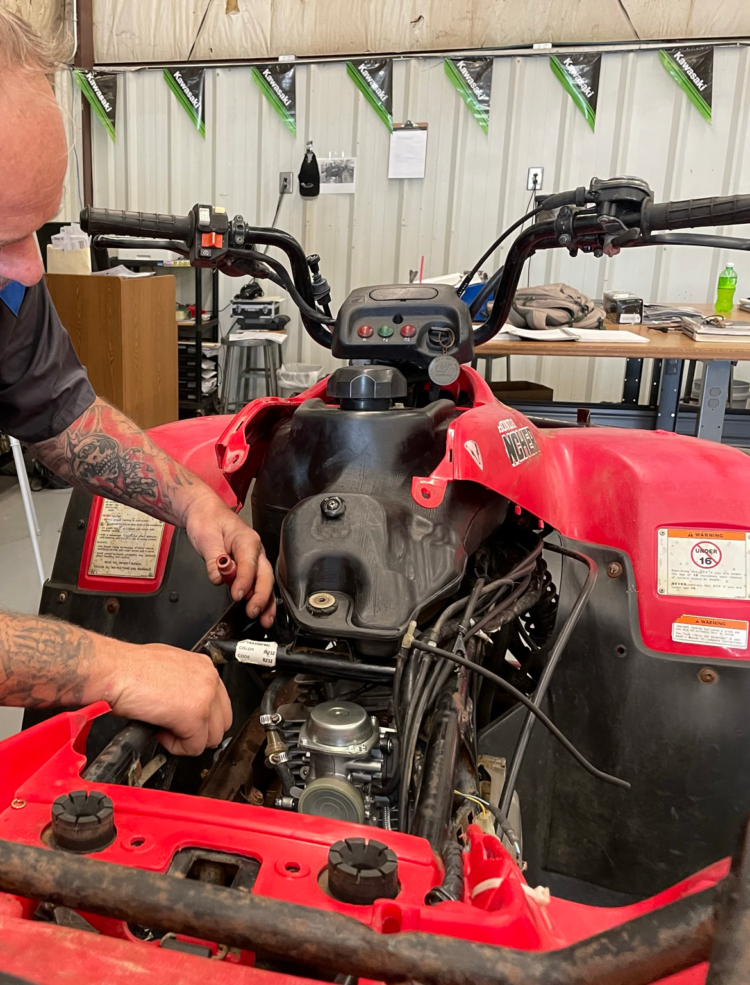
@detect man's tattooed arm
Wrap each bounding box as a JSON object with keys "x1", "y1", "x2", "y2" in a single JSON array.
[
  {"x1": 0, "y1": 612, "x2": 97, "y2": 707},
  {"x1": 31, "y1": 397, "x2": 207, "y2": 525}
]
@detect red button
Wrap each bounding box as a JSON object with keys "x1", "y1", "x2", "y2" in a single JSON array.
[
  {"x1": 400, "y1": 324, "x2": 417, "y2": 338},
  {"x1": 357, "y1": 325, "x2": 374, "y2": 338},
  {"x1": 201, "y1": 232, "x2": 223, "y2": 248}
]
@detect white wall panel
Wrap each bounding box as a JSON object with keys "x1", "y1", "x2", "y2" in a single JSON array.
[{"x1": 90, "y1": 47, "x2": 750, "y2": 397}]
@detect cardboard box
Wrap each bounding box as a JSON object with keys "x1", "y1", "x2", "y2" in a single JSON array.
[
  {"x1": 603, "y1": 291, "x2": 643, "y2": 324},
  {"x1": 489, "y1": 380, "x2": 554, "y2": 403}
]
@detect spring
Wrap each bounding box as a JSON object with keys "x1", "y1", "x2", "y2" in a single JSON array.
[{"x1": 381, "y1": 803, "x2": 392, "y2": 830}]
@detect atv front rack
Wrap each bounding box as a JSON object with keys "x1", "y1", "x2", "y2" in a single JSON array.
[{"x1": 0, "y1": 824, "x2": 747, "y2": 985}]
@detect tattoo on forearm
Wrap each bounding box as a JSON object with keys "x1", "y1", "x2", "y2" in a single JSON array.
[
  {"x1": 32, "y1": 398, "x2": 195, "y2": 524},
  {"x1": 0, "y1": 613, "x2": 94, "y2": 708}
]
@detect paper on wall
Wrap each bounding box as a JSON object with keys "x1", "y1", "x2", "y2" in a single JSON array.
[{"x1": 388, "y1": 128, "x2": 428, "y2": 179}]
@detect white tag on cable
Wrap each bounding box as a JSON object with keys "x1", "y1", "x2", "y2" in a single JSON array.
[{"x1": 234, "y1": 639, "x2": 278, "y2": 667}]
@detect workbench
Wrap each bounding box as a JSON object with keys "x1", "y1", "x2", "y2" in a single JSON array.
[{"x1": 475, "y1": 304, "x2": 750, "y2": 443}]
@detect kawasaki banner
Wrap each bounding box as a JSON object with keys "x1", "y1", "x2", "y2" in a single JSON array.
[
  {"x1": 164, "y1": 67, "x2": 206, "y2": 137},
  {"x1": 347, "y1": 59, "x2": 393, "y2": 131},
  {"x1": 444, "y1": 57, "x2": 492, "y2": 133},
  {"x1": 74, "y1": 70, "x2": 117, "y2": 142},
  {"x1": 550, "y1": 53, "x2": 601, "y2": 132},
  {"x1": 659, "y1": 46, "x2": 713, "y2": 122},
  {"x1": 252, "y1": 63, "x2": 296, "y2": 135}
]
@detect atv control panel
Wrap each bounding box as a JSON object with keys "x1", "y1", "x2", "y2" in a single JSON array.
[{"x1": 331, "y1": 284, "x2": 474, "y2": 368}]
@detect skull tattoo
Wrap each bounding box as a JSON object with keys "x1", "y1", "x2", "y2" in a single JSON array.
[{"x1": 68, "y1": 434, "x2": 160, "y2": 503}]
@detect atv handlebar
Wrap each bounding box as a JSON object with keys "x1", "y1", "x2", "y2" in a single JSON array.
[
  {"x1": 643, "y1": 194, "x2": 750, "y2": 233},
  {"x1": 81, "y1": 207, "x2": 195, "y2": 243},
  {"x1": 81, "y1": 178, "x2": 750, "y2": 354}
]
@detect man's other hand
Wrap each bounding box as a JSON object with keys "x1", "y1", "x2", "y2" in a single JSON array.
[
  {"x1": 184, "y1": 494, "x2": 276, "y2": 627},
  {"x1": 106, "y1": 643, "x2": 232, "y2": 756}
]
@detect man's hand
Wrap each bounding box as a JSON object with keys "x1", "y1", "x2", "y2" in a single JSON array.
[
  {"x1": 101, "y1": 640, "x2": 233, "y2": 756},
  {"x1": 0, "y1": 613, "x2": 232, "y2": 757},
  {"x1": 184, "y1": 493, "x2": 276, "y2": 627}
]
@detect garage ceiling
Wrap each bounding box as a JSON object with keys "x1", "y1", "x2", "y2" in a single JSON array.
[{"x1": 15, "y1": 1, "x2": 750, "y2": 65}]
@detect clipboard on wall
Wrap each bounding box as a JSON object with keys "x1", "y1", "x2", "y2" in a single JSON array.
[{"x1": 388, "y1": 121, "x2": 428, "y2": 179}]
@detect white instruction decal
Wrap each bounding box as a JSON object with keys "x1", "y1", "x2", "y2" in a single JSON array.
[
  {"x1": 88, "y1": 500, "x2": 165, "y2": 579},
  {"x1": 672, "y1": 615, "x2": 748, "y2": 650},
  {"x1": 235, "y1": 639, "x2": 278, "y2": 667},
  {"x1": 657, "y1": 528, "x2": 750, "y2": 600}
]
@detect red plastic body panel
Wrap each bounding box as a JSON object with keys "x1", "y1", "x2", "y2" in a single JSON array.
[
  {"x1": 150, "y1": 414, "x2": 238, "y2": 508},
  {"x1": 0, "y1": 707, "x2": 727, "y2": 984},
  {"x1": 411, "y1": 367, "x2": 750, "y2": 661},
  {"x1": 216, "y1": 378, "x2": 330, "y2": 504}
]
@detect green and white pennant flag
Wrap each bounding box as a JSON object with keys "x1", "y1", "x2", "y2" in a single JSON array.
[
  {"x1": 444, "y1": 57, "x2": 493, "y2": 133},
  {"x1": 74, "y1": 70, "x2": 117, "y2": 142},
  {"x1": 347, "y1": 59, "x2": 393, "y2": 131},
  {"x1": 659, "y1": 46, "x2": 713, "y2": 122},
  {"x1": 252, "y1": 63, "x2": 296, "y2": 135},
  {"x1": 164, "y1": 66, "x2": 206, "y2": 137},
  {"x1": 550, "y1": 53, "x2": 601, "y2": 132}
]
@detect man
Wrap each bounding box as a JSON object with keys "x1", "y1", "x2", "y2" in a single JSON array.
[{"x1": 0, "y1": 10, "x2": 275, "y2": 756}]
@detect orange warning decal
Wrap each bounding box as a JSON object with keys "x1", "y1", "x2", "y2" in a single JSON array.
[
  {"x1": 667, "y1": 529, "x2": 746, "y2": 541},
  {"x1": 675, "y1": 615, "x2": 747, "y2": 630}
]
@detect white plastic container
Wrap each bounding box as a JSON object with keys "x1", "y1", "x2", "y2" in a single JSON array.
[{"x1": 277, "y1": 363, "x2": 325, "y2": 397}]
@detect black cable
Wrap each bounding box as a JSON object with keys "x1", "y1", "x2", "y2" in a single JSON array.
[
  {"x1": 409, "y1": 639, "x2": 629, "y2": 791},
  {"x1": 232, "y1": 249, "x2": 334, "y2": 325},
  {"x1": 458, "y1": 206, "x2": 544, "y2": 298},
  {"x1": 498, "y1": 544, "x2": 597, "y2": 819},
  {"x1": 262, "y1": 193, "x2": 286, "y2": 255}
]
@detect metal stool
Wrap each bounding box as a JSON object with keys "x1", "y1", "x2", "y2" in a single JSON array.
[{"x1": 221, "y1": 331, "x2": 283, "y2": 412}]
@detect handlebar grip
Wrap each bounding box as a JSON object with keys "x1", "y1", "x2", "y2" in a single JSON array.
[
  {"x1": 80, "y1": 207, "x2": 194, "y2": 242},
  {"x1": 644, "y1": 195, "x2": 750, "y2": 232}
]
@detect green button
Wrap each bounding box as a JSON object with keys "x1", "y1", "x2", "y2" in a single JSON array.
[{"x1": 377, "y1": 324, "x2": 394, "y2": 338}]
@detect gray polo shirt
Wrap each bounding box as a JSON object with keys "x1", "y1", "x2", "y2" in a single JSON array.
[{"x1": 0, "y1": 280, "x2": 95, "y2": 443}]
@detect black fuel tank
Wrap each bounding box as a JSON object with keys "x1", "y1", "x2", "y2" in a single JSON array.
[{"x1": 252, "y1": 399, "x2": 508, "y2": 655}]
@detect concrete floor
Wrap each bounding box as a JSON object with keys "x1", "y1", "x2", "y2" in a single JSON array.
[{"x1": 0, "y1": 475, "x2": 72, "y2": 741}]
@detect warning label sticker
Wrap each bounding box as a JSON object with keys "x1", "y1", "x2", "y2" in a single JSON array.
[
  {"x1": 657, "y1": 528, "x2": 750, "y2": 600},
  {"x1": 672, "y1": 615, "x2": 749, "y2": 650},
  {"x1": 88, "y1": 500, "x2": 165, "y2": 579}
]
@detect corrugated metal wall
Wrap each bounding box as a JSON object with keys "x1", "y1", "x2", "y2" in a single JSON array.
[{"x1": 86, "y1": 46, "x2": 750, "y2": 400}]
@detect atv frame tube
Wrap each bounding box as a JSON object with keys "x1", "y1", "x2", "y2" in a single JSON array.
[{"x1": 0, "y1": 839, "x2": 720, "y2": 985}]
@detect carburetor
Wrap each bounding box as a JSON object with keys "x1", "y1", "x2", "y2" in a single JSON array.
[{"x1": 293, "y1": 700, "x2": 388, "y2": 824}]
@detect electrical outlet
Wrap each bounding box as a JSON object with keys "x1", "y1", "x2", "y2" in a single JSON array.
[
  {"x1": 527, "y1": 167, "x2": 544, "y2": 191},
  {"x1": 279, "y1": 172, "x2": 294, "y2": 194}
]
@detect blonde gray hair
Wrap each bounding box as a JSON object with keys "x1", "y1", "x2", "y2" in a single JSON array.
[{"x1": 0, "y1": 8, "x2": 66, "y2": 74}]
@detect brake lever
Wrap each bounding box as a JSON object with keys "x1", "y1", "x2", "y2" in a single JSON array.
[{"x1": 93, "y1": 235, "x2": 189, "y2": 256}]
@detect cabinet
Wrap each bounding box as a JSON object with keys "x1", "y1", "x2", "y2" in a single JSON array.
[{"x1": 46, "y1": 273, "x2": 178, "y2": 430}]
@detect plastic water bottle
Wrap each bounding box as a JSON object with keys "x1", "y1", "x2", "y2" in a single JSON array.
[{"x1": 715, "y1": 262, "x2": 738, "y2": 313}]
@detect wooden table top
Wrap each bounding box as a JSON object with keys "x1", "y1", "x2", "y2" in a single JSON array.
[{"x1": 475, "y1": 303, "x2": 750, "y2": 362}]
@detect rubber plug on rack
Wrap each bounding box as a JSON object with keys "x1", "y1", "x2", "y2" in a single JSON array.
[
  {"x1": 327, "y1": 837, "x2": 399, "y2": 905},
  {"x1": 51, "y1": 790, "x2": 116, "y2": 854}
]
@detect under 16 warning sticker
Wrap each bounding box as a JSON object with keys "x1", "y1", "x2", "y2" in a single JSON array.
[
  {"x1": 657, "y1": 528, "x2": 750, "y2": 600},
  {"x1": 672, "y1": 615, "x2": 748, "y2": 650}
]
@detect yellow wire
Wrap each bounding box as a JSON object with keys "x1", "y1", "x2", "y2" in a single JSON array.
[{"x1": 454, "y1": 790, "x2": 489, "y2": 817}]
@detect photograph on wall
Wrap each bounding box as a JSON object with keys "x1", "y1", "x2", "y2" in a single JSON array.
[{"x1": 318, "y1": 157, "x2": 357, "y2": 194}]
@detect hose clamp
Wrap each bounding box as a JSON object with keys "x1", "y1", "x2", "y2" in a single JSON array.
[{"x1": 260, "y1": 713, "x2": 282, "y2": 727}]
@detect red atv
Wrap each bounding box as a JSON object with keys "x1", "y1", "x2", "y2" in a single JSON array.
[{"x1": 1, "y1": 178, "x2": 749, "y2": 984}]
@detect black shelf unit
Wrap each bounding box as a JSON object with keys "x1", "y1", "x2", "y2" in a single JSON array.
[{"x1": 178, "y1": 267, "x2": 221, "y2": 417}]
